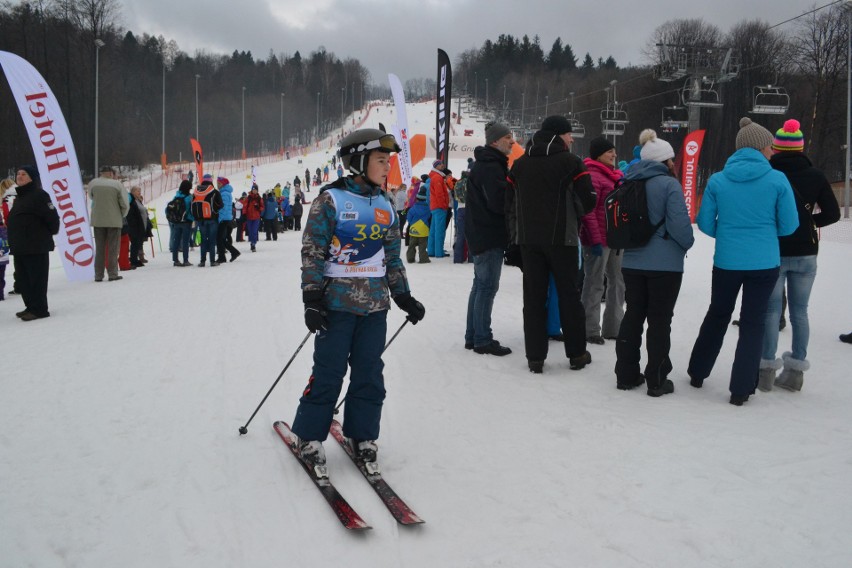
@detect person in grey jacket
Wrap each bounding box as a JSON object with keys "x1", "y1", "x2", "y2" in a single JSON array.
[
  {"x1": 614, "y1": 130, "x2": 694, "y2": 396},
  {"x1": 88, "y1": 166, "x2": 129, "y2": 282}
]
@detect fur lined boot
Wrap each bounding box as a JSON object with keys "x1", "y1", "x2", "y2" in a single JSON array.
[
  {"x1": 758, "y1": 358, "x2": 783, "y2": 392},
  {"x1": 775, "y1": 352, "x2": 810, "y2": 392}
]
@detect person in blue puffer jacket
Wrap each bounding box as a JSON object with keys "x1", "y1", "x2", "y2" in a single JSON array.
[
  {"x1": 262, "y1": 193, "x2": 279, "y2": 241},
  {"x1": 215, "y1": 177, "x2": 240, "y2": 263},
  {"x1": 614, "y1": 130, "x2": 694, "y2": 397},
  {"x1": 687, "y1": 118, "x2": 798, "y2": 406}
]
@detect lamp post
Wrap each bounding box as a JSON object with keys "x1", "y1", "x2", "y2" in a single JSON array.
[
  {"x1": 194, "y1": 74, "x2": 200, "y2": 141},
  {"x1": 474, "y1": 72, "x2": 478, "y2": 101},
  {"x1": 280, "y1": 92, "x2": 285, "y2": 155},
  {"x1": 485, "y1": 78, "x2": 489, "y2": 109},
  {"x1": 241, "y1": 86, "x2": 246, "y2": 159},
  {"x1": 94, "y1": 38, "x2": 105, "y2": 175},
  {"x1": 521, "y1": 91, "x2": 525, "y2": 131},
  {"x1": 845, "y1": 0, "x2": 852, "y2": 217},
  {"x1": 161, "y1": 61, "x2": 166, "y2": 167},
  {"x1": 341, "y1": 86, "x2": 345, "y2": 121},
  {"x1": 545, "y1": 95, "x2": 549, "y2": 117},
  {"x1": 316, "y1": 91, "x2": 320, "y2": 140}
]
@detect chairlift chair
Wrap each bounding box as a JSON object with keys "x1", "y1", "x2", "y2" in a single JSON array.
[
  {"x1": 750, "y1": 85, "x2": 790, "y2": 115},
  {"x1": 661, "y1": 106, "x2": 689, "y2": 131},
  {"x1": 681, "y1": 78, "x2": 724, "y2": 109},
  {"x1": 569, "y1": 117, "x2": 585, "y2": 138},
  {"x1": 601, "y1": 104, "x2": 629, "y2": 137}
]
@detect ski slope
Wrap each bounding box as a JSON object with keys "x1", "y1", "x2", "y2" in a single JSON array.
[{"x1": 2, "y1": 101, "x2": 852, "y2": 568}]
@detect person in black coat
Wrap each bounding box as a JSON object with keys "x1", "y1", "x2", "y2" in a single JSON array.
[
  {"x1": 126, "y1": 186, "x2": 149, "y2": 267},
  {"x1": 6, "y1": 165, "x2": 59, "y2": 321},
  {"x1": 758, "y1": 119, "x2": 841, "y2": 392},
  {"x1": 507, "y1": 115, "x2": 597, "y2": 373}
]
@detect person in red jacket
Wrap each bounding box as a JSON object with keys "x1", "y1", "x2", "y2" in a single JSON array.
[
  {"x1": 244, "y1": 185, "x2": 264, "y2": 251},
  {"x1": 427, "y1": 160, "x2": 449, "y2": 257}
]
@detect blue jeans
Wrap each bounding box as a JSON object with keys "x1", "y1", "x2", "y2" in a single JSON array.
[
  {"x1": 546, "y1": 274, "x2": 561, "y2": 336},
  {"x1": 246, "y1": 219, "x2": 261, "y2": 246},
  {"x1": 171, "y1": 223, "x2": 191, "y2": 262},
  {"x1": 292, "y1": 310, "x2": 387, "y2": 442},
  {"x1": 465, "y1": 247, "x2": 504, "y2": 347},
  {"x1": 427, "y1": 208, "x2": 447, "y2": 257},
  {"x1": 688, "y1": 266, "x2": 779, "y2": 396},
  {"x1": 197, "y1": 220, "x2": 218, "y2": 262},
  {"x1": 762, "y1": 255, "x2": 817, "y2": 362}
]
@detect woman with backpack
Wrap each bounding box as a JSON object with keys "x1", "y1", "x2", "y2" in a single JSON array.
[
  {"x1": 614, "y1": 129, "x2": 694, "y2": 397},
  {"x1": 169, "y1": 181, "x2": 194, "y2": 266}
]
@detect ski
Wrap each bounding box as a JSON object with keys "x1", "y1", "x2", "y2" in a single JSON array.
[
  {"x1": 329, "y1": 420, "x2": 425, "y2": 525},
  {"x1": 273, "y1": 421, "x2": 371, "y2": 531}
]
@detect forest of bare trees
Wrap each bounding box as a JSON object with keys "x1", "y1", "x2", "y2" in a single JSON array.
[
  {"x1": 1, "y1": 1, "x2": 848, "y2": 184},
  {"x1": 457, "y1": 7, "x2": 849, "y2": 181}
]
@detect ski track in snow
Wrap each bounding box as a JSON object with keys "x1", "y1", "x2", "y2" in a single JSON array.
[{"x1": 2, "y1": 100, "x2": 852, "y2": 567}]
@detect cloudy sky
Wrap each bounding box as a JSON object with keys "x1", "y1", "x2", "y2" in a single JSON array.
[{"x1": 122, "y1": 0, "x2": 826, "y2": 84}]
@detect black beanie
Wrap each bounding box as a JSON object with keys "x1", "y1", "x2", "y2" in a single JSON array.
[
  {"x1": 19, "y1": 164, "x2": 40, "y2": 181},
  {"x1": 178, "y1": 180, "x2": 192, "y2": 194},
  {"x1": 540, "y1": 115, "x2": 572, "y2": 135},
  {"x1": 588, "y1": 137, "x2": 615, "y2": 160}
]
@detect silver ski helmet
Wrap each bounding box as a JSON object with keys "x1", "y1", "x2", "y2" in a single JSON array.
[{"x1": 339, "y1": 128, "x2": 401, "y2": 177}]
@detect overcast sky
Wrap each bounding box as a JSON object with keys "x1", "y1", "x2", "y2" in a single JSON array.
[{"x1": 121, "y1": 0, "x2": 824, "y2": 84}]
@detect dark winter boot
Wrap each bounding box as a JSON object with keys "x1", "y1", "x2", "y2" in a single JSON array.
[
  {"x1": 617, "y1": 374, "x2": 645, "y2": 391},
  {"x1": 647, "y1": 378, "x2": 674, "y2": 397},
  {"x1": 758, "y1": 358, "x2": 783, "y2": 392},
  {"x1": 775, "y1": 351, "x2": 809, "y2": 392},
  {"x1": 729, "y1": 394, "x2": 750, "y2": 406},
  {"x1": 569, "y1": 351, "x2": 591, "y2": 370},
  {"x1": 528, "y1": 360, "x2": 544, "y2": 374}
]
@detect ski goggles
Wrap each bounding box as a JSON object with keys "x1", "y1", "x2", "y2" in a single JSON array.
[{"x1": 354, "y1": 134, "x2": 401, "y2": 154}]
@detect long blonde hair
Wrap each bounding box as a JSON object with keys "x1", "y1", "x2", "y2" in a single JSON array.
[{"x1": 0, "y1": 178, "x2": 13, "y2": 198}]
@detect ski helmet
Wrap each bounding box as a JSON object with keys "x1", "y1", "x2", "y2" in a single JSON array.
[{"x1": 339, "y1": 128, "x2": 401, "y2": 178}]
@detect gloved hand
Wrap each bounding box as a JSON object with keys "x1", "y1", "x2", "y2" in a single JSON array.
[
  {"x1": 303, "y1": 290, "x2": 328, "y2": 333},
  {"x1": 504, "y1": 245, "x2": 523, "y2": 269},
  {"x1": 393, "y1": 293, "x2": 426, "y2": 324},
  {"x1": 590, "y1": 243, "x2": 604, "y2": 257}
]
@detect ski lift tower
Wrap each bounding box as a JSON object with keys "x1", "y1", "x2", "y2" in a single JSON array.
[{"x1": 654, "y1": 44, "x2": 740, "y2": 132}]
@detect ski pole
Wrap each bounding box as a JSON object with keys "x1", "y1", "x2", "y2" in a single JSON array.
[
  {"x1": 333, "y1": 318, "x2": 410, "y2": 415},
  {"x1": 238, "y1": 331, "x2": 313, "y2": 435}
]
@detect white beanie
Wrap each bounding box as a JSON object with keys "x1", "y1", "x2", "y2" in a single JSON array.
[{"x1": 639, "y1": 129, "x2": 675, "y2": 162}]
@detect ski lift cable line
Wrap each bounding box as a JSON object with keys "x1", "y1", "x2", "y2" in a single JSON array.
[
  {"x1": 767, "y1": 0, "x2": 843, "y2": 30},
  {"x1": 570, "y1": 86, "x2": 683, "y2": 117}
]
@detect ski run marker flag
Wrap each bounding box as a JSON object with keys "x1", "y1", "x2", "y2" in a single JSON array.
[
  {"x1": 0, "y1": 50, "x2": 94, "y2": 281},
  {"x1": 190, "y1": 138, "x2": 204, "y2": 183},
  {"x1": 435, "y1": 49, "x2": 452, "y2": 165},
  {"x1": 680, "y1": 129, "x2": 705, "y2": 222},
  {"x1": 388, "y1": 73, "x2": 413, "y2": 187}
]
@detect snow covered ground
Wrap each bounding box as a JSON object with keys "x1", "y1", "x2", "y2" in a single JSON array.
[{"x1": 2, "y1": 101, "x2": 852, "y2": 568}]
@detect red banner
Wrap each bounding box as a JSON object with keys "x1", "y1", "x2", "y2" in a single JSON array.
[
  {"x1": 190, "y1": 138, "x2": 204, "y2": 182},
  {"x1": 680, "y1": 129, "x2": 705, "y2": 222}
]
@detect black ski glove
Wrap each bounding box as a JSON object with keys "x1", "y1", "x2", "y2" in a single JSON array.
[
  {"x1": 303, "y1": 290, "x2": 328, "y2": 333},
  {"x1": 393, "y1": 292, "x2": 425, "y2": 324}
]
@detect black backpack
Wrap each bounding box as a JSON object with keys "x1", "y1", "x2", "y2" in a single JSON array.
[
  {"x1": 604, "y1": 178, "x2": 664, "y2": 249},
  {"x1": 165, "y1": 196, "x2": 187, "y2": 223}
]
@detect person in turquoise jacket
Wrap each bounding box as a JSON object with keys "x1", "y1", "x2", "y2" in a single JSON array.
[{"x1": 687, "y1": 118, "x2": 799, "y2": 406}]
